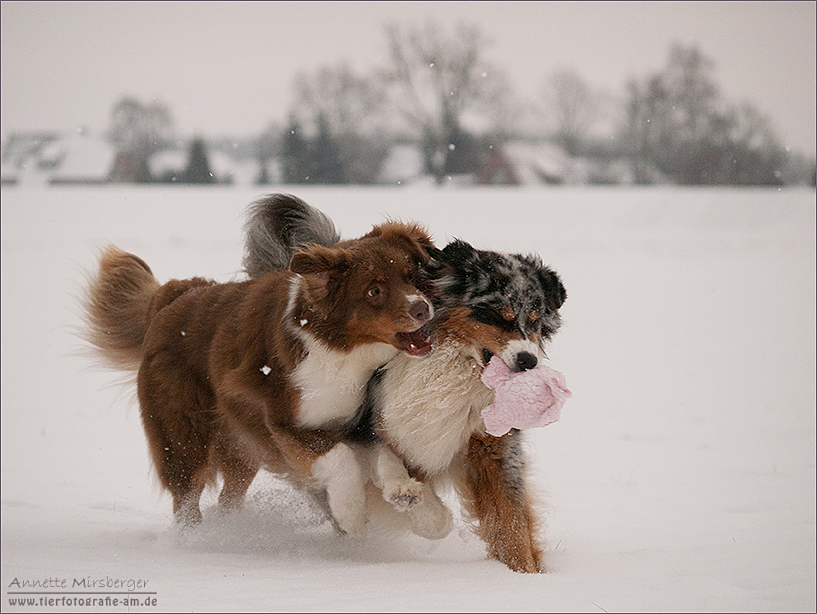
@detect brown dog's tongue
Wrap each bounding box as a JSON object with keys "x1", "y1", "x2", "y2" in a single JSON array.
[{"x1": 396, "y1": 330, "x2": 432, "y2": 356}]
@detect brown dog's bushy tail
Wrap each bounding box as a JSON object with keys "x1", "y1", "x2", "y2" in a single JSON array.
[{"x1": 83, "y1": 245, "x2": 160, "y2": 371}]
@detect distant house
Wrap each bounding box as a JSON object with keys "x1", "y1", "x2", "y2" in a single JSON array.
[
  {"x1": 1, "y1": 131, "x2": 60, "y2": 186},
  {"x1": 149, "y1": 142, "x2": 255, "y2": 185},
  {"x1": 1, "y1": 130, "x2": 115, "y2": 186},
  {"x1": 49, "y1": 132, "x2": 115, "y2": 185},
  {"x1": 256, "y1": 157, "x2": 283, "y2": 186},
  {"x1": 378, "y1": 143, "x2": 426, "y2": 185},
  {"x1": 148, "y1": 148, "x2": 188, "y2": 182},
  {"x1": 475, "y1": 142, "x2": 569, "y2": 186},
  {"x1": 474, "y1": 145, "x2": 522, "y2": 185},
  {"x1": 209, "y1": 149, "x2": 256, "y2": 185},
  {"x1": 475, "y1": 141, "x2": 637, "y2": 186}
]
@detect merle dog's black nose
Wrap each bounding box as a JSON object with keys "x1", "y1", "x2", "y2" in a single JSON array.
[{"x1": 515, "y1": 351, "x2": 538, "y2": 372}]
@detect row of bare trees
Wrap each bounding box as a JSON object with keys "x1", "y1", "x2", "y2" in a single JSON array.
[
  {"x1": 622, "y1": 44, "x2": 788, "y2": 185},
  {"x1": 107, "y1": 22, "x2": 813, "y2": 186},
  {"x1": 271, "y1": 22, "x2": 514, "y2": 185}
]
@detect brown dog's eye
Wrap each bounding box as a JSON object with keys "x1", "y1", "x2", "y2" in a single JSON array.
[{"x1": 367, "y1": 285, "x2": 382, "y2": 299}]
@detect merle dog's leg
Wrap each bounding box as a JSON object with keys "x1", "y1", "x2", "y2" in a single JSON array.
[{"x1": 458, "y1": 431, "x2": 544, "y2": 573}]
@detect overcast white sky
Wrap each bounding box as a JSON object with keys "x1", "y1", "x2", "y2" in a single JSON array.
[{"x1": 1, "y1": 1, "x2": 815, "y2": 155}]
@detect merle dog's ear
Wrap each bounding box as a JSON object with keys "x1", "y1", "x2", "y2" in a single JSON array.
[
  {"x1": 425, "y1": 246, "x2": 445, "y2": 270},
  {"x1": 420, "y1": 245, "x2": 458, "y2": 303},
  {"x1": 425, "y1": 245, "x2": 446, "y2": 270},
  {"x1": 539, "y1": 267, "x2": 567, "y2": 310},
  {"x1": 439, "y1": 239, "x2": 477, "y2": 265}
]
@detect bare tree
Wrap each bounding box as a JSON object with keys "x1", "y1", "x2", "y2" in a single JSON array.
[
  {"x1": 108, "y1": 96, "x2": 173, "y2": 155},
  {"x1": 288, "y1": 63, "x2": 390, "y2": 183},
  {"x1": 622, "y1": 75, "x2": 673, "y2": 183},
  {"x1": 662, "y1": 43, "x2": 721, "y2": 144},
  {"x1": 722, "y1": 102, "x2": 787, "y2": 185},
  {"x1": 541, "y1": 69, "x2": 600, "y2": 156},
  {"x1": 620, "y1": 43, "x2": 786, "y2": 185},
  {"x1": 107, "y1": 96, "x2": 174, "y2": 182},
  {"x1": 292, "y1": 62, "x2": 388, "y2": 139},
  {"x1": 383, "y1": 21, "x2": 511, "y2": 183},
  {"x1": 255, "y1": 122, "x2": 281, "y2": 184}
]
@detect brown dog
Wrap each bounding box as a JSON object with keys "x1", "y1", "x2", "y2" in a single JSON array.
[{"x1": 84, "y1": 221, "x2": 434, "y2": 533}]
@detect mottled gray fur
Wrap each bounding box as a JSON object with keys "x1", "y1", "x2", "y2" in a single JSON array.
[
  {"x1": 427, "y1": 240, "x2": 566, "y2": 346},
  {"x1": 242, "y1": 193, "x2": 341, "y2": 277}
]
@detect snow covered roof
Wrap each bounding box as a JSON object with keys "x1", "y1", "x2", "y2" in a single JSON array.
[
  {"x1": 502, "y1": 141, "x2": 569, "y2": 184},
  {"x1": 49, "y1": 132, "x2": 115, "y2": 184},
  {"x1": 379, "y1": 143, "x2": 425, "y2": 185},
  {"x1": 1, "y1": 130, "x2": 115, "y2": 185},
  {"x1": 149, "y1": 149, "x2": 187, "y2": 177}
]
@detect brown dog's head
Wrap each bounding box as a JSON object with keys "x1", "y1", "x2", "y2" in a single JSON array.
[{"x1": 290, "y1": 221, "x2": 435, "y2": 356}]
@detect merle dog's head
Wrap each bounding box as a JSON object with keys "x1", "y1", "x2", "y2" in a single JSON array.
[{"x1": 423, "y1": 240, "x2": 566, "y2": 372}]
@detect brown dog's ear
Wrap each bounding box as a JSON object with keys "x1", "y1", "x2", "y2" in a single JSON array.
[
  {"x1": 403, "y1": 223, "x2": 434, "y2": 250},
  {"x1": 290, "y1": 245, "x2": 353, "y2": 285},
  {"x1": 365, "y1": 221, "x2": 434, "y2": 264},
  {"x1": 365, "y1": 221, "x2": 433, "y2": 247}
]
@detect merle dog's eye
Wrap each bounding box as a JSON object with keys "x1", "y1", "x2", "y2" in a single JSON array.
[{"x1": 471, "y1": 306, "x2": 517, "y2": 333}]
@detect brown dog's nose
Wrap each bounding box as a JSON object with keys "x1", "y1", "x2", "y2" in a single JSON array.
[{"x1": 409, "y1": 299, "x2": 431, "y2": 323}]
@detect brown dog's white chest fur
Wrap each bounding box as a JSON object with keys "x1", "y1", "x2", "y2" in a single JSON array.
[
  {"x1": 284, "y1": 276, "x2": 401, "y2": 428},
  {"x1": 291, "y1": 337, "x2": 398, "y2": 428}
]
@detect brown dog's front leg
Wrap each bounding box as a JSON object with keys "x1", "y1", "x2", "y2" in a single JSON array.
[
  {"x1": 266, "y1": 423, "x2": 367, "y2": 535},
  {"x1": 462, "y1": 431, "x2": 544, "y2": 573},
  {"x1": 264, "y1": 422, "x2": 341, "y2": 476}
]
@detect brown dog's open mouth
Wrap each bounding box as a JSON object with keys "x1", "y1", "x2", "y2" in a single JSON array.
[{"x1": 396, "y1": 330, "x2": 432, "y2": 356}]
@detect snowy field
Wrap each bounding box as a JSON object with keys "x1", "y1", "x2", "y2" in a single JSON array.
[{"x1": 2, "y1": 185, "x2": 815, "y2": 613}]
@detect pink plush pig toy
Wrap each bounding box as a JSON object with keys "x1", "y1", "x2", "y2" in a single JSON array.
[{"x1": 480, "y1": 356, "x2": 571, "y2": 437}]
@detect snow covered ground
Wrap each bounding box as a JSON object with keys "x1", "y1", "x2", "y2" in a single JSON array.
[{"x1": 2, "y1": 185, "x2": 815, "y2": 612}]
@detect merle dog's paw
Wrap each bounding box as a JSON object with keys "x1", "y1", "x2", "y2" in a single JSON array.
[{"x1": 384, "y1": 479, "x2": 424, "y2": 510}]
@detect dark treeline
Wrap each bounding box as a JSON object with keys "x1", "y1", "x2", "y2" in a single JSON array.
[{"x1": 106, "y1": 22, "x2": 815, "y2": 187}]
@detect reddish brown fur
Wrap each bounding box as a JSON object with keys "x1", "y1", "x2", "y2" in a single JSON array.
[
  {"x1": 84, "y1": 247, "x2": 161, "y2": 371},
  {"x1": 457, "y1": 433, "x2": 544, "y2": 573},
  {"x1": 84, "y1": 222, "x2": 433, "y2": 525}
]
